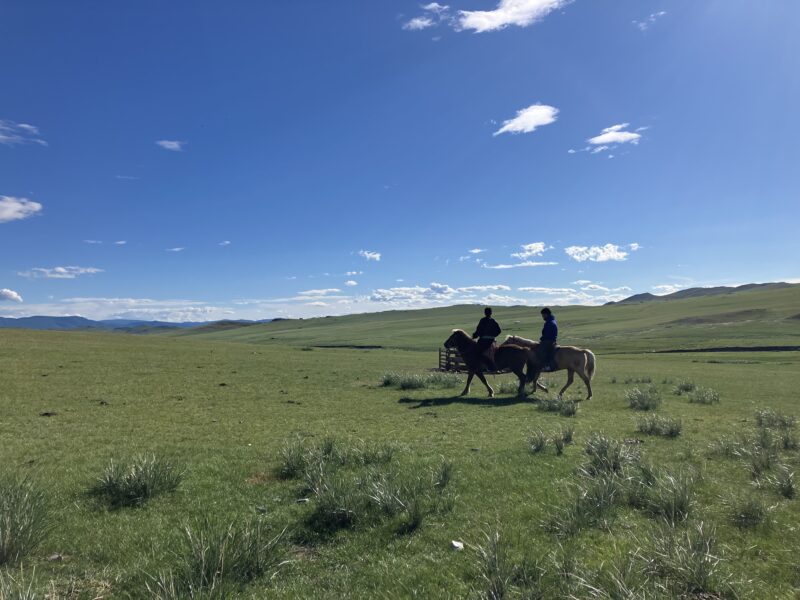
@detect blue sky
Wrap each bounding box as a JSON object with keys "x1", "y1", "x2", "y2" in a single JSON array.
[{"x1": 2, "y1": 0, "x2": 799, "y2": 321}]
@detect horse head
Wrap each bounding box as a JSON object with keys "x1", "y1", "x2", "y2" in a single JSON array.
[{"x1": 444, "y1": 329, "x2": 468, "y2": 349}]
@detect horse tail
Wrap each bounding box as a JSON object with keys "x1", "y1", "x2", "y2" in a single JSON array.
[{"x1": 584, "y1": 350, "x2": 596, "y2": 380}]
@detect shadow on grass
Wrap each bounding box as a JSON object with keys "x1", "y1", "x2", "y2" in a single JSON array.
[{"x1": 398, "y1": 395, "x2": 536, "y2": 409}]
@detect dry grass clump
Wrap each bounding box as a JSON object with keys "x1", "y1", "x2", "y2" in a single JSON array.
[{"x1": 0, "y1": 475, "x2": 51, "y2": 566}]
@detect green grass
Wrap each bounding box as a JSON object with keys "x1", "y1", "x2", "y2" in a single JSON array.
[{"x1": 2, "y1": 286, "x2": 800, "y2": 597}]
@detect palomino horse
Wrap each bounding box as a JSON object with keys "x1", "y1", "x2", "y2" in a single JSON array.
[
  {"x1": 443, "y1": 330, "x2": 533, "y2": 398},
  {"x1": 503, "y1": 335, "x2": 596, "y2": 400}
]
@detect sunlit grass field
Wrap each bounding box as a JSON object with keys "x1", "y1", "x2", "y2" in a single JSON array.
[{"x1": 2, "y1": 288, "x2": 800, "y2": 598}]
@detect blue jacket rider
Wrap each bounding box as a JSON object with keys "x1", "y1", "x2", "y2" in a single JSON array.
[{"x1": 539, "y1": 307, "x2": 558, "y2": 371}]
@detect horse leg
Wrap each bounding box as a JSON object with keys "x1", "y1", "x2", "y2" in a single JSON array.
[
  {"x1": 460, "y1": 371, "x2": 474, "y2": 396},
  {"x1": 558, "y1": 369, "x2": 575, "y2": 399},
  {"x1": 577, "y1": 369, "x2": 593, "y2": 400},
  {"x1": 476, "y1": 372, "x2": 494, "y2": 398},
  {"x1": 512, "y1": 368, "x2": 527, "y2": 398}
]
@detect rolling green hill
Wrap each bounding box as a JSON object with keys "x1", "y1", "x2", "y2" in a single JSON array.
[{"x1": 173, "y1": 283, "x2": 800, "y2": 353}]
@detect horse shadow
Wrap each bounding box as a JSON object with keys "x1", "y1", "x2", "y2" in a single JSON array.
[{"x1": 398, "y1": 394, "x2": 535, "y2": 410}]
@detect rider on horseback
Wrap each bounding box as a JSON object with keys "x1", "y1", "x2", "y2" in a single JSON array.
[
  {"x1": 538, "y1": 307, "x2": 558, "y2": 372},
  {"x1": 472, "y1": 307, "x2": 501, "y2": 371}
]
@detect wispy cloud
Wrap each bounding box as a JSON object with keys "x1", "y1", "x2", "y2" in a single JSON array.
[
  {"x1": 483, "y1": 260, "x2": 558, "y2": 269},
  {"x1": 459, "y1": 0, "x2": 569, "y2": 33},
  {"x1": 653, "y1": 284, "x2": 684, "y2": 295},
  {"x1": 0, "y1": 196, "x2": 43, "y2": 224},
  {"x1": 155, "y1": 140, "x2": 186, "y2": 151},
  {"x1": 18, "y1": 266, "x2": 104, "y2": 279},
  {"x1": 0, "y1": 120, "x2": 47, "y2": 147},
  {"x1": 0, "y1": 288, "x2": 23, "y2": 302},
  {"x1": 457, "y1": 285, "x2": 511, "y2": 292},
  {"x1": 219, "y1": 240, "x2": 231, "y2": 246},
  {"x1": 403, "y1": 16, "x2": 436, "y2": 30},
  {"x1": 345, "y1": 280, "x2": 358, "y2": 287},
  {"x1": 494, "y1": 104, "x2": 558, "y2": 136},
  {"x1": 114, "y1": 240, "x2": 127, "y2": 245},
  {"x1": 298, "y1": 288, "x2": 342, "y2": 297},
  {"x1": 565, "y1": 244, "x2": 629, "y2": 262},
  {"x1": 468, "y1": 248, "x2": 486, "y2": 254},
  {"x1": 518, "y1": 286, "x2": 575, "y2": 294},
  {"x1": 359, "y1": 249, "x2": 381, "y2": 261},
  {"x1": 84, "y1": 239, "x2": 103, "y2": 245},
  {"x1": 166, "y1": 247, "x2": 185, "y2": 252},
  {"x1": 633, "y1": 11, "x2": 666, "y2": 31},
  {"x1": 115, "y1": 175, "x2": 140, "y2": 180}
]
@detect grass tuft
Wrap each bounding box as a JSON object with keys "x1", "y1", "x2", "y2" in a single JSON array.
[
  {"x1": 764, "y1": 464, "x2": 796, "y2": 499},
  {"x1": 584, "y1": 434, "x2": 639, "y2": 476},
  {"x1": 537, "y1": 397, "x2": 578, "y2": 417},
  {"x1": 756, "y1": 409, "x2": 796, "y2": 429},
  {"x1": 728, "y1": 495, "x2": 768, "y2": 529},
  {"x1": 381, "y1": 371, "x2": 462, "y2": 390},
  {"x1": 527, "y1": 430, "x2": 548, "y2": 454},
  {"x1": 636, "y1": 415, "x2": 682, "y2": 438},
  {"x1": 472, "y1": 530, "x2": 513, "y2": 600},
  {"x1": 672, "y1": 379, "x2": 696, "y2": 395},
  {"x1": 0, "y1": 476, "x2": 50, "y2": 566},
  {"x1": 147, "y1": 517, "x2": 287, "y2": 598},
  {"x1": 625, "y1": 386, "x2": 661, "y2": 411},
  {"x1": 89, "y1": 455, "x2": 183, "y2": 508},
  {"x1": 0, "y1": 568, "x2": 39, "y2": 599},
  {"x1": 687, "y1": 387, "x2": 720, "y2": 405}
]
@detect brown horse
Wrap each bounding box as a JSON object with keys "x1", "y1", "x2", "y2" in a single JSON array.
[
  {"x1": 503, "y1": 335, "x2": 596, "y2": 400},
  {"x1": 443, "y1": 329, "x2": 533, "y2": 398}
]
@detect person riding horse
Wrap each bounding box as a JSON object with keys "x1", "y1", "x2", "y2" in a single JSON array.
[
  {"x1": 538, "y1": 307, "x2": 558, "y2": 371},
  {"x1": 472, "y1": 307, "x2": 501, "y2": 371}
]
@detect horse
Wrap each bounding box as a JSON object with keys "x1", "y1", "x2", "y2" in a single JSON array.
[
  {"x1": 503, "y1": 335, "x2": 596, "y2": 400},
  {"x1": 443, "y1": 329, "x2": 535, "y2": 398}
]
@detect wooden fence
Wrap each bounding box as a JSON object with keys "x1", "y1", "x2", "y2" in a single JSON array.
[{"x1": 438, "y1": 347, "x2": 467, "y2": 372}]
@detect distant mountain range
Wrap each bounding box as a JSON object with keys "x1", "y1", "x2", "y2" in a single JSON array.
[
  {"x1": 0, "y1": 315, "x2": 269, "y2": 332},
  {"x1": 605, "y1": 282, "x2": 793, "y2": 305}
]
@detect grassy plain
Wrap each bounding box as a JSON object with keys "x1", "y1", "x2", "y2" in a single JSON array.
[{"x1": 2, "y1": 286, "x2": 800, "y2": 597}]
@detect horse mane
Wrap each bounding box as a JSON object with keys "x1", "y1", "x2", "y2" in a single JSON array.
[{"x1": 504, "y1": 334, "x2": 537, "y2": 346}]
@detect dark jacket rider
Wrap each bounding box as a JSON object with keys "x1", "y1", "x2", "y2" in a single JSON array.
[
  {"x1": 473, "y1": 307, "x2": 501, "y2": 370},
  {"x1": 538, "y1": 307, "x2": 558, "y2": 371}
]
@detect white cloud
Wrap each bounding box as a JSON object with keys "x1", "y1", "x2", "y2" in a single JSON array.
[
  {"x1": 633, "y1": 11, "x2": 666, "y2": 31},
  {"x1": 511, "y1": 242, "x2": 550, "y2": 259},
  {"x1": 483, "y1": 260, "x2": 558, "y2": 269},
  {"x1": 359, "y1": 249, "x2": 381, "y2": 261},
  {"x1": 565, "y1": 244, "x2": 629, "y2": 262},
  {"x1": 469, "y1": 248, "x2": 486, "y2": 254},
  {"x1": 114, "y1": 240, "x2": 127, "y2": 245},
  {"x1": 305, "y1": 301, "x2": 329, "y2": 307},
  {"x1": 494, "y1": 104, "x2": 558, "y2": 136},
  {"x1": 0, "y1": 289, "x2": 23, "y2": 302},
  {"x1": 298, "y1": 288, "x2": 342, "y2": 297},
  {"x1": 588, "y1": 124, "x2": 641, "y2": 148},
  {"x1": 629, "y1": 242, "x2": 640, "y2": 251},
  {"x1": 423, "y1": 2, "x2": 449, "y2": 12},
  {"x1": 458, "y1": 0, "x2": 568, "y2": 33},
  {"x1": 581, "y1": 284, "x2": 609, "y2": 292},
  {"x1": 345, "y1": 280, "x2": 358, "y2": 287},
  {"x1": 403, "y1": 16, "x2": 436, "y2": 30},
  {"x1": 573, "y1": 279, "x2": 592, "y2": 286},
  {"x1": 370, "y1": 282, "x2": 456, "y2": 303},
  {"x1": 518, "y1": 286, "x2": 575, "y2": 294},
  {"x1": 219, "y1": 240, "x2": 231, "y2": 246},
  {"x1": 345, "y1": 270, "x2": 363, "y2": 276},
  {"x1": 155, "y1": 140, "x2": 186, "y2": 151},
  {"x1": 18, "y1": 266, "x2": 104, "y2": 279},
  {"x1": 0, "y1": 120, "x2": 47, "y2": 147},
  {"x1": 84, "y1": 239, "x2": 103, "y2": 245},
  {"x1": 482, "y1": 293, "x2": 526, "y2": 305},
  {"x1": 115, "y1": 175, "x2": 139, "y2": 180},
  {"x1": 166, "y1": 247, "x2": 185, "y2": 252},
  {"x1": 0, "y1": 196, "x2": 43, "y2": 223}
]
